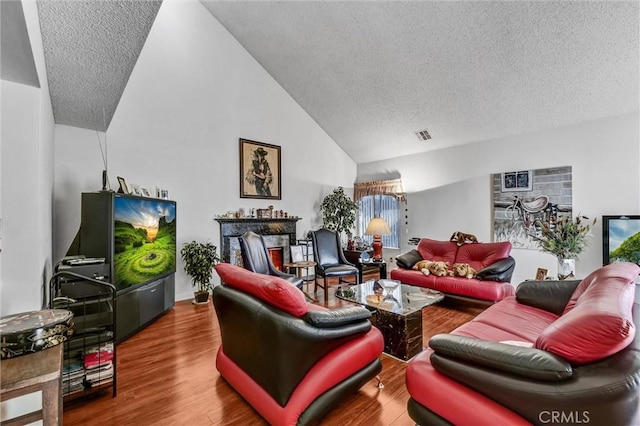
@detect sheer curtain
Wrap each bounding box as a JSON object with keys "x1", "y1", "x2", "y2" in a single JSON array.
[
  {"x1": 355, "y1": 179, "x2": 405, "y2": 250},
  {"x1": 358, "y1": 195, "x2": 399, "y2": 249}
]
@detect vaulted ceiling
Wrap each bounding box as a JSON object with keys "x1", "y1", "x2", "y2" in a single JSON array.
[
  {"x1": 36, "y1": 0, "x2": 162, "y2": 132},
  {"x1": 13, "y1": 1, "x2": 640, "y2": 164}
]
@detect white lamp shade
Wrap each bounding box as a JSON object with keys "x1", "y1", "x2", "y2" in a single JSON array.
[{"x1": 365, "y1": 217, "x2": 392, "y2": 236}]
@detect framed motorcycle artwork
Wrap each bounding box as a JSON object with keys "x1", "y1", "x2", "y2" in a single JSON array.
[{"x1": 492, "y1": 166, "x2": 572, "y2": 249}]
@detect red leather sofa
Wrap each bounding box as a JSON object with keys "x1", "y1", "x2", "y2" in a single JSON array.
[
  {"x1": 391, "y1": 238, "x2": 516, "y2": 302},
  {"x1": 406, "y1": 262, "x2": 640, "y2": 426},
  {"x1": 213, "y1": 263, "x2": 384, "y2": 425}
]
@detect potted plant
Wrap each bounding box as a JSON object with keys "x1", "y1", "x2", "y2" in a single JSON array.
[
  {"x1": 530, "y1": 215, "x2": 596, "y2": 279},
  {"x1": 320, "y1": 187, "x2": 359, "y2": 240},
  {"x1": 180, "y1": 241, "x2": 220, "y2": 303}
]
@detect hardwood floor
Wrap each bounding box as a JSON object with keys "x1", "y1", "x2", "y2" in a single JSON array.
[{"x1": 62, "y1": 277, "x2": 485, "y2": 425}]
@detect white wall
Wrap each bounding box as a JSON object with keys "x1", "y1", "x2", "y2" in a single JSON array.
[
  {"x1": 53, "y1": 0, "x2": 357, "y2": 301},
  {"x1": 1, "y1": 81, "x2": 42, "y2": 315},
  {"x1": 1, "y1": 0, "x2": 55, "y2": 317},
  {"x1": 0, "y1": 0, "x2": 55, "y2": 422},
  {"x1": 358, "y1": 113, "x2": 640, "y2": 285}
]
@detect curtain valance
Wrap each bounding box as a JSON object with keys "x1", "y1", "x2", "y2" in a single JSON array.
[{"x1": 354, "y1": 179, "x2": 406, "y2": 202}]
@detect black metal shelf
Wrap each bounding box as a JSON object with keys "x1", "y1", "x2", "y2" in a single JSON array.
[{"x1": 50, "y1": 270, "x2": 117, "y2": 401}]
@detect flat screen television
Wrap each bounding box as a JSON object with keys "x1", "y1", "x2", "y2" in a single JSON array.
[
  {"x1": 602, "y1": 215, "x2": 640, "y2": 266},
  {"x1": 113, "y1": 195, "x2": 177, "y2": 291}
]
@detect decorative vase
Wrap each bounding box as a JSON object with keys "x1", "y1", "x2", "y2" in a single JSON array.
[{"x1": 557, "y1": 258, "x2": 576, "y2": 280}]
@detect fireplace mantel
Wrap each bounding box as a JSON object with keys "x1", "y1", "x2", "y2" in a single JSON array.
[{"x1": 215, "y1": 217, "x2": 301, "y2": 264}]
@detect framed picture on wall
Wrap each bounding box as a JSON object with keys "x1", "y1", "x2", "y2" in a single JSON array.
[
  {"x1": 501, "y1": 171, "x2": 532, "y2": 192},
  {"x1": 240, "y1": 139, "x2": 281, "y2": 200},
  {"x1": 493, "y1": 166, "x2": 572, "y2": 249}
]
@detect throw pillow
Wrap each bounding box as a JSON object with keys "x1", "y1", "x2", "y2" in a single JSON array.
[
  {"x1": 214, "y1": 263, "x2": 308, "y2": 318},
  {"x1": 396, "y1": 249, "x2": 422, "y2": 269}
]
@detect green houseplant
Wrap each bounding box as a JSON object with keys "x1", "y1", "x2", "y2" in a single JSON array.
[
  {"x1": 320, "y1": 187, "x2": 359, "y2": 239},
  {"x1": 530, "y1": 215, "x2": 596, "y2": 279},
  {"x1": 180, "y1": 241, "x2": 220, "y2": 303}
]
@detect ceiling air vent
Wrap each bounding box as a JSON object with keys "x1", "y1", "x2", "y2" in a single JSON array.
[{"x1": 415, "y1": 129, "x2": 432, "y2": 141}]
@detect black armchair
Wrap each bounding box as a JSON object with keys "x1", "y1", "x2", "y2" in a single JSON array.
[
  {"x1": 239, "y1": 231, "x2": 303, "y2": 290},
  {"x1": 309, "y1": 228, "x2": 359, "y2": 302}
]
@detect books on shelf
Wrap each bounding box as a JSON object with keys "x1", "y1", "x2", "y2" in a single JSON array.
[
  {"x1": 85, "y1": 362, "x2": 114, "y2": 384},
  {"x1": 84, "y1": 342, "x2": 114, "y2": 369},
  {"x1": 61, "y1": 342, "x2": 115, "y2": 395}
]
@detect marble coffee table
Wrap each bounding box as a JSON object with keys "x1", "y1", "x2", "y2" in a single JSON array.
[{"x1": 335, "y1": 279, "x2": 444, "y2": 361}]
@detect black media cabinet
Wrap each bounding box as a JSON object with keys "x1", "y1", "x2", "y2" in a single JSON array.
[{"x1": 65, "y1": 191, "x2": 176, "y2": 343}]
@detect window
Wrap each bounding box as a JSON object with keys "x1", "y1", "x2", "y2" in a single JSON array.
[{"x1": 358, "y1": 195, "x2": 399, "y2": 249}]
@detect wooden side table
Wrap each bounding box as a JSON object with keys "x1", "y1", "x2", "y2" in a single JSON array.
[
  {"x1": 1, "y1": 345, "x2": 63, "y2": 426},
  {"x1": 343, "y1": 249, "x2": 373, "y2": 265},
  {"x1": 357, "y1": 260, "x2": 387, "y2": 282},
  {"x1": 284, "y1": 261, "x2": 318, "y2": 302}
]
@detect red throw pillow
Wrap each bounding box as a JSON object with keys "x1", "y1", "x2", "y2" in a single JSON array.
[
  {"x1": 214, "y1": 263, "x2": 309, "y2": 318},
  {"x1": 535, "y1": 263, "x2": 639, "y2": 364}
]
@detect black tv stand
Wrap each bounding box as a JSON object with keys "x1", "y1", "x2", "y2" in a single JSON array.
[
  {"x1": 114, "y1": 274, "x2": 174, "y2": 342},
  {"x1": 65, "y1": 191, "x2": 176, "y2": 343}
]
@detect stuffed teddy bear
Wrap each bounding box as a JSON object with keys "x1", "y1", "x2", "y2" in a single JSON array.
[
  {"x1": 413, "y1": 260, "x2": 434, "y2": 270},
  {"x1": 450, "y1": 231, "x2": 479, "y2": 247},
  {"x1": 429, "y1": 261, "x2": 451, "y2": 277},
  {"x1": 413, "y1": 260, "x2": 450, "y2": 277},
  {"x1": 451, "y1": 262, "x2": 477, "y2": 279}
]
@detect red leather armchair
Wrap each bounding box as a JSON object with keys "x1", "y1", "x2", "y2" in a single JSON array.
[{"x1": 213, "y1": 263, "x2": 384, "y2": 425}]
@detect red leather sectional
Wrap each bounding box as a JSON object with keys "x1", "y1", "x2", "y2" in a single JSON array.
[
  {"x1": 406, "y1": 262, "x2": 640, "y2": 425},
  {"x1": 391, "y1": 238, "x2": 516, "y2": 302}
]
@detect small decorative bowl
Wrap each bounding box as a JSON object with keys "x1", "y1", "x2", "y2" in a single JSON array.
[{"x1": 379, "y1": 279, "x2": 401, "y2": 293}]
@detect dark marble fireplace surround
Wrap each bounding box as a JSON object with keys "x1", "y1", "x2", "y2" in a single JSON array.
[{"x1": 215, "y1": 218, "x2": 301, "y2": 267}]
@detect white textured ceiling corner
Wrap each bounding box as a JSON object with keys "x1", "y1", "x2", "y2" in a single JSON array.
[
  {"x1": 33, "y1": 1, "x2": 638, "y2": 163},
  {"x1": 37, "y1": 0, "x2": 162, "y2": 132},
  {"x1": 202, "y1": 1, "x2": 639, "y2": 164}
]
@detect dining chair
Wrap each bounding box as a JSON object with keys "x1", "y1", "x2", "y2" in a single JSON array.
[{"x1": 309, "y1": 228, "x2": 359, "y2": 302}]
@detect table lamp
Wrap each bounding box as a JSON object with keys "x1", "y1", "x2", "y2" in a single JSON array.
[{"x1": 365, "y1": 217, "x2": 392, "y2": 261}]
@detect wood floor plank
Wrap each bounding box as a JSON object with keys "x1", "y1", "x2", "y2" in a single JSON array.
[{"x1": 63, "y1": 272, "x2": 484, "y2": 425}]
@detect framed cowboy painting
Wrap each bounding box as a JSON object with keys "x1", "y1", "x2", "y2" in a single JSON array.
[{"x1": 239, "y1": 138, "x2": 281, "y2": 200}]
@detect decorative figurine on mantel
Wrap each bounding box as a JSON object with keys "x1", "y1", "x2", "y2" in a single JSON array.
[{"x1": 214, "y1": 208, "x2": 298, "y2": 220}]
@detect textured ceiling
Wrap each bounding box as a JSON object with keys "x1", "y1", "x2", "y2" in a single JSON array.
[
  {"x1": 201, "y1": 1, "x2": 639, "y2": 164},
  {"x1": 36, "y1": 0, "x2": 162, "y2": 132},
  {"x1": 30, "y1": 1, "x2": 638, "y2": 162}
]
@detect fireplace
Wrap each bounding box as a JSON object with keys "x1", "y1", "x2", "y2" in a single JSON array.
[
  {"x1": 268, "y1": 247, "x2": 284, "y2": 271},
  {"x1": 215, "y1": 218, "x2": 301, "y2": 267}
]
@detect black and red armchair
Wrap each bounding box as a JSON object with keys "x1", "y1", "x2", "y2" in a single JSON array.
[{"x1": 213, "y1": 263, "x2": 384, "y2": 425}]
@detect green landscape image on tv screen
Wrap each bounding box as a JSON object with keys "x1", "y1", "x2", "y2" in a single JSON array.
[
  {"x1": 113, "y1": 196, "x2": 176, "y2": 290},
  {"x1": 607, "y1": 217, "x2": 640, "y2": 265}
]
